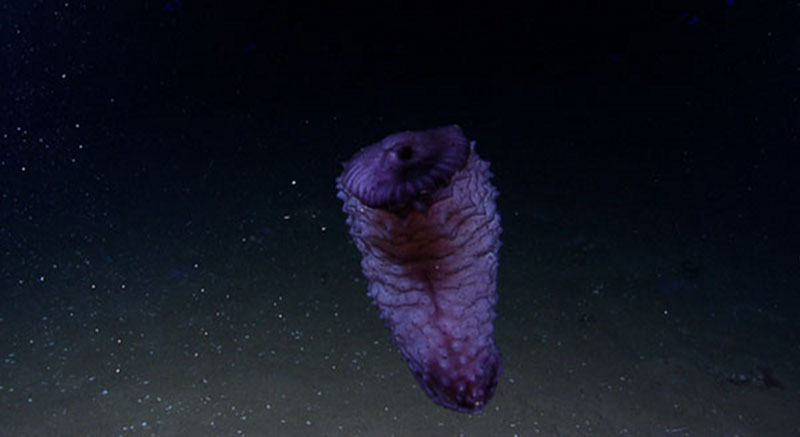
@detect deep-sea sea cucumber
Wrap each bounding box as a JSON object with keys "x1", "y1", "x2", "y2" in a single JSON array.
[{"x1": 336, "y1": 125, "x2": 502, "y2": 413}]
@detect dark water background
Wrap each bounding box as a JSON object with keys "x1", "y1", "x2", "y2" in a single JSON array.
[{"x1": 1, "y1": 1, "x2": 798, "y2": 435}]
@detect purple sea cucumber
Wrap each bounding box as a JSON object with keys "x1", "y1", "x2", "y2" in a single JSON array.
[{"x1": 336, "y1": 125, "x2": 502, "y2": 413}]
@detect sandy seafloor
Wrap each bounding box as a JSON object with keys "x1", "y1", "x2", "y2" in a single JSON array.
[{"x1": 1, "y1": 96, "x2": 798, "y2": 436}]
